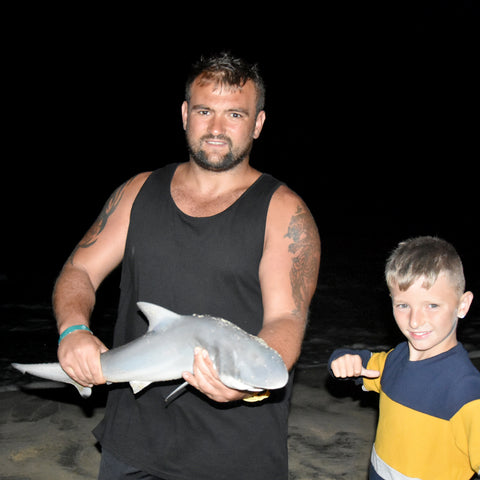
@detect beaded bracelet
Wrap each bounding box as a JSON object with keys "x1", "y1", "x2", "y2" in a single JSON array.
[{"x1": 58, "y1": 325, "x2": 93, "y2": 345}]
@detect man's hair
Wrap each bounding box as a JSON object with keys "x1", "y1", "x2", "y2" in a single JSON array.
[
  {"x1": 385, "y1": 236, "x2": 466, "y2": 296},
  {"x1": 185, "y1": 52, "x2": 266, "y2": 115}
]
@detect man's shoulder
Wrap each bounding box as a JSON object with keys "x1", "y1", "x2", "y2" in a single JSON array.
[
  {"x1": 268, "y1": 183, "x2": 314, "y2": 221},
  {"x1": 267, "y1": 185, "x2": 315, "y2": 229},
  {"x1": 130, "y1": 171, "x2": 153, "y2": 189},
  {"x1": 270, "y1": 183, "x2": 301, "y2": 202}
]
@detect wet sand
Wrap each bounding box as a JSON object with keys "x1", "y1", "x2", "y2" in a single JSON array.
[{"x1": 0, "y1": 367, "x2": 379, "y2": 480}]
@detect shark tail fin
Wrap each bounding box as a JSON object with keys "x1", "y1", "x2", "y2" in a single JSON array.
[{"x1": 11, "y1": 362, "x2": 93, "y2": 398}]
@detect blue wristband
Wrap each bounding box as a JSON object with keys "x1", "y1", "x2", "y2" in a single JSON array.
[{"x1": 58, "y1": 325, "x2": 93, "y2": 345}]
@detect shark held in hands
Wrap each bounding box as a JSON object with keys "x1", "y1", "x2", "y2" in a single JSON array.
[{"x1": 12, "y1": 302, "x2": 289, "y2": 400}]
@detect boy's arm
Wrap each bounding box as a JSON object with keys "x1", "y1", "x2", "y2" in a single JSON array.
[
  {"x1": 329, "y1": 348, "x2": 380, "y2": 380},
  {"x1": 451, "y1": 396, "x2": 480, "y2": 475},
  {"x1": 467, "y1": 399, "x2": 480, "y2": 475}
]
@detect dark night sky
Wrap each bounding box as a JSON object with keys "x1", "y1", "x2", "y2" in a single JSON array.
[{"x1": 3, "y1": 4, "x2": 479, "y2": 304}]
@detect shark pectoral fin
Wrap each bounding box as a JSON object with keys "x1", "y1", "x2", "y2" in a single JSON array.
[
  {"x1": 165, "y1": 381, "x2": 189, "y2": 404},
  {"x1": 129, "y1": 381, "x2": 153, "y2": 394},
  {"x1": 75, "y1": 384, "x2": 93, "y2": 399}
]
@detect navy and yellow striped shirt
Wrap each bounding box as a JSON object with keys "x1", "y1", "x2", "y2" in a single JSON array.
[{"x1": 330, "y1": 343, "x2": 480, "y2": 479}]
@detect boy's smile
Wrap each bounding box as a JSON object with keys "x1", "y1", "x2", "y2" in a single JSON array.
[{"x1": 390, "y1": 273, "x2": 473, "y2": 361}]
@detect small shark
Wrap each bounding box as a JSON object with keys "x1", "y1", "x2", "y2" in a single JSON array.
[{"x1": 12, "y1": 302, "x2": 288, "y2": 402}]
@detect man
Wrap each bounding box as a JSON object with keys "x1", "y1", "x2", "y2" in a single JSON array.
[{"x1": 53, "y1": 52, "x2": 320, "y2": 479}]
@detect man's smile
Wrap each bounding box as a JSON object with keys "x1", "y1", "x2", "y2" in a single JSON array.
[{"x1": 202, "y1": 135, "x2": 231, "y2": 148}]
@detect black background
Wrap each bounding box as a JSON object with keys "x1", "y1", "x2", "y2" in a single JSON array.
[{"x1": 2, "y1": 3, "x2": 479, "y2": 312}]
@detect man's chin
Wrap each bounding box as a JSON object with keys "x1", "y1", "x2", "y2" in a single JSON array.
[{"x1": 191, "y1": 152, "x2": 245, "y2": 172}]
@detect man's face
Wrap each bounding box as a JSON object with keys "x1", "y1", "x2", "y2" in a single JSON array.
[{"x1": 181, "y1": 79, "x2": 265, "y2": 172}]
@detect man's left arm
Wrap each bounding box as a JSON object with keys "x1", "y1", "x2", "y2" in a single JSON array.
[
  {"x1": 257, "y1": 186, "x2": 321, "y2": 369},
  {"x1": 183, "y1": 186, "x2": 320, "y2": 400}
]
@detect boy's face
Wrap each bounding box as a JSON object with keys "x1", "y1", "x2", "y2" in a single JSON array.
[{"x1": 390, "y1": 273, "x2": 473, "y2": 361}]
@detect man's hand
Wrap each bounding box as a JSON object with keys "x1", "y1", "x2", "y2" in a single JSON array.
[
  {"x1": 58, "y1": 331, "x2": 108, "y2": 387},
  {"x1": 182, "y1": 348, "x2": 247, "y2": 403},
  {"x1": 330, "y1": 354, "x2": 380, "y2": 379}
]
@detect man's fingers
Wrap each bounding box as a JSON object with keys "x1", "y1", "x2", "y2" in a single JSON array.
[
  {"x1": 183, "y1": 348, "x2": 213, "y2": 389},
  {"x1": 183, "y1": 348, "x2": 245, "y2": 403},
  {"x1": 58, "y1": 334, "x2": 107, "y2": 386}
]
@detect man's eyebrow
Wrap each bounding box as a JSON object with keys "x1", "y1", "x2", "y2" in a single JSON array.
[
  {"x1": 227, "y1": 107, "x2": 250, "y2": 116},
  {"x1": 190, "y1": 104, "x2": 250, "y2": 116},
  {"x1": 191, "y1": 104, "x2": 210, "y2": 111}
]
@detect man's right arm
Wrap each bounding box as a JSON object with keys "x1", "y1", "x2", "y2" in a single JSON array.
[{"x1": 53, "y1": 172, "x2": 150, "y2": 387}]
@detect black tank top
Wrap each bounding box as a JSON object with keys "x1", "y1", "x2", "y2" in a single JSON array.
[{"x1": 94, "y1": 163, "x2": 293, "y2": 479}]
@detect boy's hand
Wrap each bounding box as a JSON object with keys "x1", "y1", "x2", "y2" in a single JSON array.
[{"x1": 331, "y1": 354, "x2": 380, "y2": 379}]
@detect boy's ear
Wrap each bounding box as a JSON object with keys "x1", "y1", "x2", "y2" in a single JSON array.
[{"x1": 458, "y1": 291, "x2": 474, "y2": 319}]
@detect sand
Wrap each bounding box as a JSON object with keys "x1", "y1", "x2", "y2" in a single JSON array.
[{"x1": 0, "y1": 367, "x2": 378, "y2": 480}]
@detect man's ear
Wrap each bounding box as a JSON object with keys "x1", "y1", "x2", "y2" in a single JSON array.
[
  {"x1": 253, "y1": 110, "x2": 266, "y2": 139},
  {"x1": 181, "y1": 101, "x2": 189, "y2": 131}
]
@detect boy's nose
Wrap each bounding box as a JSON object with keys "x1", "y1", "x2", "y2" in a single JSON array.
[{"x1": 409, "y1": 309, "x2": 425, "y2": 329}]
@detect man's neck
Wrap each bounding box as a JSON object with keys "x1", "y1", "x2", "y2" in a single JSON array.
[{"x1": 170, "y1": 160, "x2": 261, "y2": 217}]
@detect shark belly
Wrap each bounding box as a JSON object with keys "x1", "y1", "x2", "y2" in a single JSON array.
[{"x1": 100, "y1": 330, "x2": 196, "y2": 384}]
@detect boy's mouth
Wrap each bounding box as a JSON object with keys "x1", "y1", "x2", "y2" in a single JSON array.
[{"x1": 409, "y1": 331, "x2": 432, "y2": 340}]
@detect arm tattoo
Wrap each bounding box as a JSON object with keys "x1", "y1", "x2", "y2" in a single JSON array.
[
  {"x1": 68, "y1": 178, "x2": 135, "y2": 263},
  {"x1": 284, "y1": 205, "x2": 320, "y2": 315}
]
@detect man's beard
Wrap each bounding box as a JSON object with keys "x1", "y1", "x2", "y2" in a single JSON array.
[{"x1": 186, "y1": 133, "x2": 253, "y2": 172}]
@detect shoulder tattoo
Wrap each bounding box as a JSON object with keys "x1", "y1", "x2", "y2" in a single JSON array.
[
  {"x1": 69, "y1": 177, "x2": 135, "y2": 262},
  {"x1": 284, "y1": 205, "x2": 320, "y2": 315}
]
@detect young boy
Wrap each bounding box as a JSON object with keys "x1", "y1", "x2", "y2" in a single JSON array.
[{"x1": 329, "y1": 236, "x2": 480, "y2": 480}]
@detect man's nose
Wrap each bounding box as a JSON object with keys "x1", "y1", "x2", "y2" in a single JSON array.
[{"x1": 208, "y1": 114, "x2": 225, "y2": 136}]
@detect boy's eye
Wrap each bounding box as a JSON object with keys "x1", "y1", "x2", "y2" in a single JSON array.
[
  {"x1": 428, "y1": 304, "x2": 439, "y2": 309},
  {"x1": 395, "y1": 303, "x2": 408, "y2": 310}
]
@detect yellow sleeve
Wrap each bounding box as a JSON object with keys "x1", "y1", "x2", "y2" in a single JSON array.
[
  {"x1": 363, "y1": 350, "x2": 393, "y2": 393},
  {"x1": 451, "y1": 399, "x2": 480, "y2": 475}
]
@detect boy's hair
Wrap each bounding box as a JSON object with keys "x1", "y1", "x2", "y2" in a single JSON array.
[
  {"x1": 385, "y1": 236, "x2": 466, "y2": 296},
  {"x1": 185, "y1": 51, "x2": 266, "y2": 115}
]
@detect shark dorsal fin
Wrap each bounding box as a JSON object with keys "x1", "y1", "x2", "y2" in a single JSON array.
[{"x1": 137, "y1": 302, "x2": 182, "y2": 332}]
